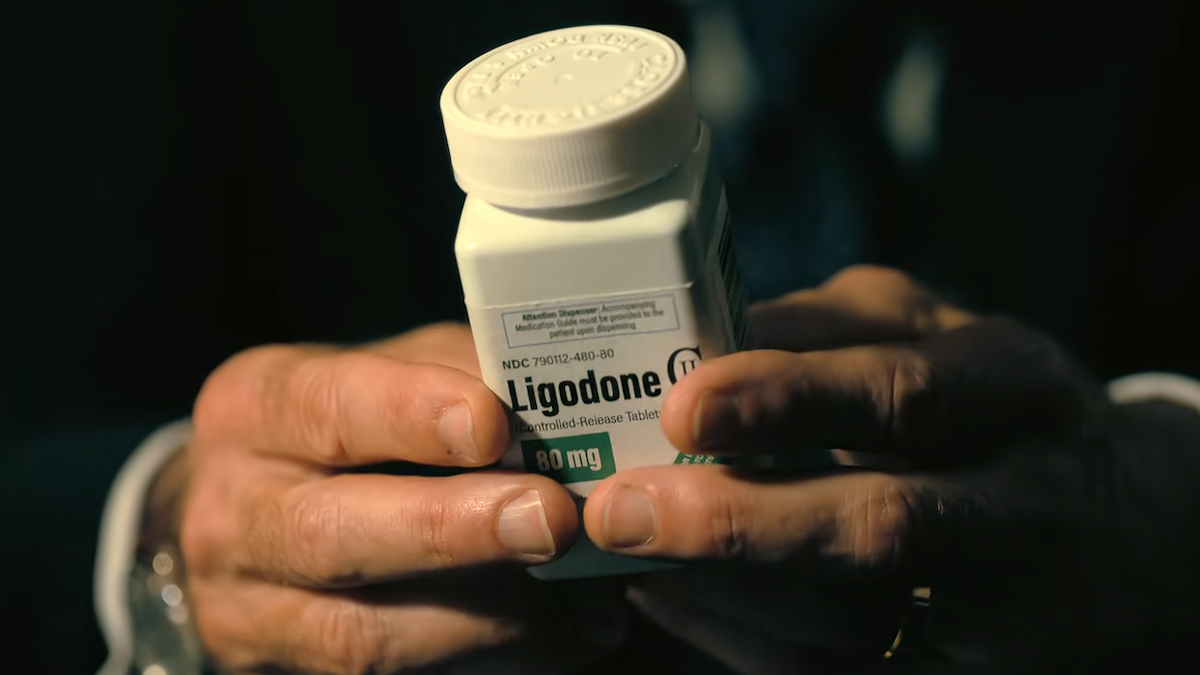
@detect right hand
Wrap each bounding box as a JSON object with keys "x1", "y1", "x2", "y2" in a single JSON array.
[{"x1": 178, "y1": 324, "x2": 627, "y2": 675}]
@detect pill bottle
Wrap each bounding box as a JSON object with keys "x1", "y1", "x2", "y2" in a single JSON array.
[{"x1": 441, "y1": 25, "x2": 748, "y2": 578}]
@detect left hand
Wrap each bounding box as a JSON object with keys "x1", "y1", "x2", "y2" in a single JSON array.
[
  {"x1": 582, "y1": 266, "x2": 1191, "y2": 674},
  {"x1": 180, "y1": 324, "x2": 626, "y2": 675}
]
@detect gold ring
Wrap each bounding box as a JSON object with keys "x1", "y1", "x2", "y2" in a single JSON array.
[{"x1": 884, "y1": 587, "x2": 932, "y2": 661}]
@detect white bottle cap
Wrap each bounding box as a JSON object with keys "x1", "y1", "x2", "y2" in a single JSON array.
[{"x1": 440, "y1": 26, "x2": 698, "y2": 209}]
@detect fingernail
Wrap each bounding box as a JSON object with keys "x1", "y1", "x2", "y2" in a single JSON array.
[
  {"x1": 602, "y1": 486, "x2": 658, "y2": 549},
  {"x1": 437, "y1": 401, "x2": 478, "y2": 462},
  {"x1": 497, "y1": 490, "x2": 556, "y2": 559},
  {"x1": 693, "y1": 393, "x2": 742, "y2": 450}
]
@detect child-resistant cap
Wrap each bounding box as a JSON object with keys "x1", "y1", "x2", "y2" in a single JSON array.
[{"x1": 440, "y1": 25, "x2": 699, "y2": 209}]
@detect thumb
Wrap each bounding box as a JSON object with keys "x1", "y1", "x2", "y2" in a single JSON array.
[{"x1": 586, "y1": 462, "x2": 988, "y2": 583}]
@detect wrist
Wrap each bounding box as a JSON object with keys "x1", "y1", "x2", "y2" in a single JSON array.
[
  {"x1": 128, "y1": 439, "x2": 207, "y2": 675},
  {"x1": 138, "y1": 444, "x2": 190, "y2": 562},
  {"x1": 94, "y1": 420, "x2": 201, "y2": 675}
]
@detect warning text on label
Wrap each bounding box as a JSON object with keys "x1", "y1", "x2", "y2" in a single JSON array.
[{"x1": 503, "y1": 294, "x2": 680, "y2": 348}]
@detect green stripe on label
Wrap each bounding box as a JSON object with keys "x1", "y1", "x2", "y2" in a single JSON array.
[{"x1": 521, "y1": 433, "x2": 616, "y2": 483}]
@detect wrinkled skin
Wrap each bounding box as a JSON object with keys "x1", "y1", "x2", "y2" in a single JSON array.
[
  {"x1": 181, "y1": 325, "x2": 627, "y2": 675},
  {"x1": 177, "y1": 266, "x2": 1200, "y2": 674},
  {"x1": 583, "y1": 266, "x2": 1200, "y2": 674}
]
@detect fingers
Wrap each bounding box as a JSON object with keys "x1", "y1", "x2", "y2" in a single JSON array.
[
  {"x1": 660, "y1": 346, "x2": 926, "y2": 457},
  {"x1": 194, "y1": 574, "x2": 625, "y2": 675},
  {"x1": 583, "y1": 464, "x2": 991, "y2": 583},
  {"x1": 191, "y1": 472, "x2": 581, "y2": 587},
  {"x1": 194, "y1": 346, "x2": 509, "y2": 468},
  {"x1": 748, "y1": 265, "x2": 974, "y2": 353},
  {"x1": 662, "y1": 318, "x2": 1090, "y2": 461},
  {"x1": 198, "y1": 581, "x2": 518, "y2": 675},
  {"x1": 585, "y1": 465, "x2": 930, "y2": 572},
  {"x1": 360, "y1": 322, "x2": 483, "y2": 377}
]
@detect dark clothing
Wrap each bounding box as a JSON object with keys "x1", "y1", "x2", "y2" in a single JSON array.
[{"x1": 3, "y1": 0, "x2": 1198, "y2": 671}]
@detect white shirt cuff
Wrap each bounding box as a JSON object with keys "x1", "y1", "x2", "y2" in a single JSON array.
[
  {"x1": 1108, "y1": 372, "x2": 1200, "y2": 413},
  {"x1": 94, "y1": 419, "x2": 193, "y2": 675}
]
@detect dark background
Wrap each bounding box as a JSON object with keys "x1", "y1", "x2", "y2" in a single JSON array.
[{"x1": 3, "y1": 0, "x2": 1197, "y2": 671}]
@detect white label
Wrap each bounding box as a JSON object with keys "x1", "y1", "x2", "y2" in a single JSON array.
[
  {"x1": 461, "y1": 188, "x2": 751, "y2": 578},
  {"x1": 500, "y1": 294, "x2": 682, "y2": 348},
  {"x1": 466, "y1": 192, "x2": 752, "y2": 502},
  {"x1": 469, "y1": 285, "x2": 719, "y2": 498}
]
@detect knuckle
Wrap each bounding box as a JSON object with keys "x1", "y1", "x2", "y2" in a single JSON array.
[
  {"x1": 239, "y1": 488, "x2": 287, "y2": 576},
  {"x1": 388, "y1": 322, "x2": 475, "y2": 365},
  {"x1": 880, "y1": 351, "x2": 933, "y2": 447},
  {"x1": 192, "y1": 344, "x2": 304, "y2": 439},
  {"x1": 841, "y1": 474, "x2": 915, "y2": 572},
  {"x1": 188, "y1": 584, "x2": 263, "y2": 673},
  {"x1": 708, "y1": 503, "x2": 749, "y2": 559},
  {"x1": 826, "y1": 266, "x2": 942, "y2": 333},
  {"x1": 179, "y1": 480, "x2": 240, "y2": 579},
  {"x1": 307, "y1": 603, "x2": 389, "y2": 675},
  {"x1": 365, "y1": 322, "x2": 480, "y2": 373},
  {"x1": 693, "y1": 478, "x2": 750, "y2": 559},
  {"x1": 284, "y1": 489, "x2": 350, "y2": 585},
  {"x1": 190, "y1": 594, "x2": 232, "y2": 660},
  {"x1": 409, "y1": 496, "x2": 457, "y2": 569},
  {"x1": 282, "y1": 352, "x2": 348, "y2": 464},
  {"x1": 412, "y1": 321, "x2": 474, "y2": 344},
  {"x1": 826, "y1": 265, "x2": 914, "y2": 293},
  {"x1": 191, "y1": 368, "x2": 243, "y2": 441},
  {"x1": 179, "y1": 503, "x2": 216, "y2": 577},
  {"x1": 904, "y1": 289, "x2": 943, "y2": 334}
]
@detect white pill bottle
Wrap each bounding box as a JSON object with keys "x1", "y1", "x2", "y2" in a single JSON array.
[{"x1": 441, "y1": 25, "x2": 748, "y2": 578}]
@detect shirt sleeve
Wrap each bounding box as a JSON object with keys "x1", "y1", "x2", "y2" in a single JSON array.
[
  {"x1": 94, "y1": 419, "x2": 193, "y2": 675},
  {"x1": 1108, "y1": 372, "x2": 1200, "y2": 413}
]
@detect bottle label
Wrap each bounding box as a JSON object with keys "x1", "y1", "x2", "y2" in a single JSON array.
[
  {"x1": 469, "y1": 286, "x2": 714, "y2": 496},
  {"x1": 466, "y1": 192, "x2": 748, "y2": 497}
]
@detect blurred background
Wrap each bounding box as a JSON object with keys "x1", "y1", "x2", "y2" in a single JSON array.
[{"x1": 3, "y1": 0, "x2": 1197, "y2": 671}]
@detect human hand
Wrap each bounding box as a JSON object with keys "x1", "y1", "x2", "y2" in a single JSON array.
[
  {"x1": 584, "y1": 266, "x2": 1200, "y2": 673},
  {"x1": 176, "y1": 324, "x2": 626, "y2": 675}
]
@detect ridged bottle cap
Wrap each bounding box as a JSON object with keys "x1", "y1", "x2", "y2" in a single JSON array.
[{"x1": 440, "y1": 25, "x2": 698, "y2": 209}]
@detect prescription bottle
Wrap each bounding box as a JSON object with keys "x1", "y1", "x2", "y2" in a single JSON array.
[{"x1": 441, "y1": 25, "x2": 747, "y2": 578}]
